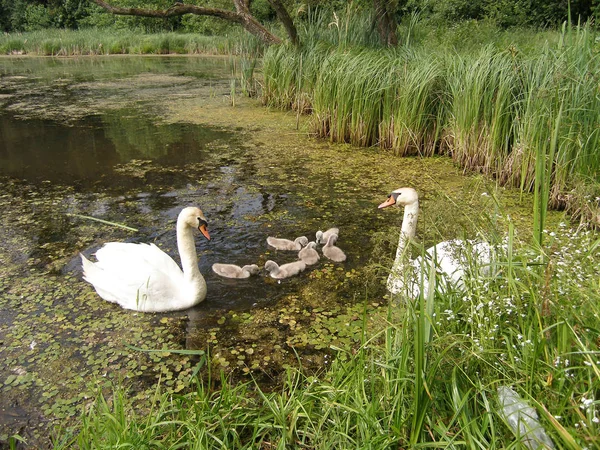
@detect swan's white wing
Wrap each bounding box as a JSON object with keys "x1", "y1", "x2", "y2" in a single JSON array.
[
  {"x1": 418, "y1": 240, "x2": 494, "y2": 293},
  {"x1": 82, "y1": 243, "x2": 184, "y2": 310},
  {"x1": 428, "y1": 240, "x2": 465, "y2": 286},
  {"x1": 95, "y1": 242, "x2": 182, "y2": 277}
]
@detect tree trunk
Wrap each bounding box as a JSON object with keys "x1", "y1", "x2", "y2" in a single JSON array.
[
  {"x1": 267, "y1": 0, "x2": 298, "y2": 46},
  {"x1": 89, "y1": 0, "x2": 284, "y2": 46},
  {"x1": 373, "y1": 0, "x2": 399, "y2": 47}
]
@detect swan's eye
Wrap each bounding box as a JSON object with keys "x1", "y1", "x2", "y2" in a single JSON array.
[
  {"x1": 389, "y1": 192, "x2": 400, "y2": 203},
  {"x1": 198, "y1": 218, "x2": 208, "y2": 229}
]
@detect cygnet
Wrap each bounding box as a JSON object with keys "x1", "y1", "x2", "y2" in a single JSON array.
[
  {"x1": 298, "y1": 241, "x2": 320, "y2": 265},
  {"x1": 212, "y1": 263, "x2": 260, "y2": 279},
  {"x1": 266, "y1": 235, "x2": 309, "y2": 251},
  {"x1": 316, "y1": 227, "x2": 339, "y2": 244},
  {"x1": 322, "y1": 234, "x2": 346, "y2": 262},
  {"x1": 264, "y1": 259, "x2": 307, "y2": 279}
]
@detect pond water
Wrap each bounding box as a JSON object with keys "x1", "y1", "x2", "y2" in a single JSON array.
[{"x1": 0, "y1": 56, "x2": 541, "y2": 446}]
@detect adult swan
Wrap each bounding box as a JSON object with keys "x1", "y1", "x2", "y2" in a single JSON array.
[
  {"x1": 378, "y1": 188, "x2": 492, "y2": 298},
  {"x1": 81, "y1": 207, "x2": 211, "y2": 312}
]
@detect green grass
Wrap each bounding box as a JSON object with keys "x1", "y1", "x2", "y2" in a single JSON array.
[
  {"x1": 54, "y1": 223, "x2": 599, "y2": 448},
  {"x1": 0, "y1": 29, "x2": 258, "y2": 56}
]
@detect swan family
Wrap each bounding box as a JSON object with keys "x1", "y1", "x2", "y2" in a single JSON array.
[
  {"x1": 81, "y1": 209, "x2": 346, "y2": 312},
  {"x1": 81, "y1": 186, "x2": 487, "y2": 312}
]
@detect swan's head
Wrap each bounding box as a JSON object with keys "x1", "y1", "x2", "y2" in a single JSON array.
[
  {"x1": 242, "y1": 264, "x2": 260, "y2": 275},
  {"x1": 326, "y1": 234, "x2": 338, "y2": 245},
  {"x1": 296, "y1": 236, "x2": 309, "y2": 247},
  {"x1": 306, "y1": 241, "x2": 318, "y2": 249},
  {"x1": 180, "y1": 207, "x2": 210, "y2": 240},
  {"x1": 378, "y1": 187, "x2": 419, "y2": 209},
  {"x1": 264, "y1": 260, "x2": 278, "y2": 272}
]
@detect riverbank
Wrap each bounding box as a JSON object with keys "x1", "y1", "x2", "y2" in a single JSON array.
[
  {"x1": 3, "y1": 24, "x2": 599, "y2": 228},
  {"x1": 58, "y1": 223, "x2": 600, "y2": 449}
]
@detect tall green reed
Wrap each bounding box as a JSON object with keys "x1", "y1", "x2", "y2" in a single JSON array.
[
  {"x1": 0, "y1": 29, "x2": 241, "y2": 56},
  {"x1": 380, "y1": 50, "x2": 445, "y2": 156},
  {"x1": 262, "y1": 21, "x2": 600, "y2": 225},
  {"x1": 532, "y1": 103, "x2": 562, "y2": 246},
  {"x1": 445, "y1": 47, "x2": 518, "y2": 175}
]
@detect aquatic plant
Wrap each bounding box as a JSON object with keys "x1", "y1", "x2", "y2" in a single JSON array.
[{"x1": 444, "y1": 46, "x2": 517, "y2": 174}]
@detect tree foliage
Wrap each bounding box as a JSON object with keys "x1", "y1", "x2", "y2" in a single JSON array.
[
  {"x1": 0, "y1": 0, "x2": 597, "y2": 36},
  {"x1": 0, "y1": 0, "x2": 92, "y2": 31},
  {"x1": 408, "y1": 0, "x2": 598, "y2": 27}
]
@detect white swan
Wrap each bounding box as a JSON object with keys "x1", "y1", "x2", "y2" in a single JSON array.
[
  {"x1": 316, "y1": 227, "x2": 339, "y2": 244},
  {"x1": 298, "y1": 241, "x2": 320, "y2": 265},
  {"x1": 80, "y1": 207, "x2": 210, "y2": 312},
  {"x1": 322, "y1": 234, "x2": 347, "y2": 262},
  {"x1": 267, "y1": 235, "x2": 308, "y2": 251},
  {"x1": 212, "y1": 263, "x2": 259, "y2": 279},
  {"x1": 264, "y1": 259, "x2": 307, "y2": 279},
  {"x1": 378, "y1": 187, "x2": 492, "y2": 298}
]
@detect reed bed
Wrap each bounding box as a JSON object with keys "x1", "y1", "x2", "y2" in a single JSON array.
[
  {"x1": 57, "y1": 225, "x2": 600, "y2": 448},
  {"x1": 0, "y1": 29, "x2": 253, "y2": 56},
  {"x1": 262, "y1": 23, "x2": 600, "y2": 224}
]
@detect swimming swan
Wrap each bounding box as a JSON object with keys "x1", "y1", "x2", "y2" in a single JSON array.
[
  {"x1": 316, "y1": 227, "x2": 339, "y2": 244},
  {"x1": 267, "y1": 235, "x2": 308, "y2": 251},
  {"x1": 322, "y1": 234, "x2": 347, "y2": 262},
  {"x1": 212, "y1": 263, "x2": 260, "y2": 279},
  {"x1": 298, "y1": 241, "x2": 320, "y2": 265},
  {"x1": 264, "y1": 259, "x2": 307, "y2": 279},
  {"x1": 81, "y1": 206, "x2": 210, "y2": 312},
  {"x1": 378, "y1": 187, "x2": 492, "y2": 298}
]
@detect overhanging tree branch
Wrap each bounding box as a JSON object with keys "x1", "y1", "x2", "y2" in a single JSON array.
[
  {"x1": 267, "y1": 0, "x2": 298, "y2": 46},
  {"x1": 89, "y1": 0, "x2": 285, "y2": 45}
]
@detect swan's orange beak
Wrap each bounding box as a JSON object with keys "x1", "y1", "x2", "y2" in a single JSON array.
[
  {"x1": 378, "y1": 195, "x2": 396, "y2": 209},
  {"x1": 199, "y1": 224, "x2": 210, "y2": 240}
]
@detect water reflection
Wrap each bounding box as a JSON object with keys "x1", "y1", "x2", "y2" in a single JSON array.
[
  {"x1": 0, "y1": 55, "x2": 230, "y2": 82},
  {"x1": 0, "y1": 111, "x2": 234, "y2": 185}
]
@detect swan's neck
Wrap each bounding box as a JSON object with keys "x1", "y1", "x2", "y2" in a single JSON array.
[
  {"x1": 269, "y1": 264, "x2": 281, "y2": 277},
  {"x1": 395, "y1": 201, "x2": 419, "y2": 264},
  {"x1": 176, "y1": 220, "x2": 202, "y2": 283}
]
